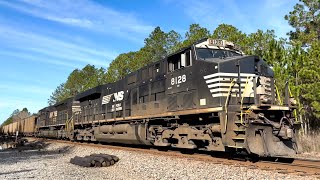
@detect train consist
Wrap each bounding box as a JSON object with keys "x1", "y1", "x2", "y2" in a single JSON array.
[{"x1": 1, "y1": 39, "x2": 300, "y2": 157}]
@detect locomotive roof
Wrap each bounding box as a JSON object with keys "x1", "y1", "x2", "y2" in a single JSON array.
[
  {"x1": 75, "y1": 84, "x2": 105, "y2": 101},
  {"x1": 167, "y1": 38, "x2": 242, "y2": 58},
  {"x1": 39, "y1": 105, "x2": 56, "y2": 112},
  {"x1": 54, "y1": 97, "x2": 74, "y2": 107}
]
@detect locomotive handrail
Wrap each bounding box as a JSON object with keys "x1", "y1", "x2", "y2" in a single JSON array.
[
  {"x1": 65, "y1": 115, "x2": 74, "y2": 132},
  {"x1": 275, "y1": 84, "x2": 283, "y2": 105},
  {"x1": 288, "y1": 86, "x2": 299, "y2": 122},
  {"x1": 240, "y1": 76, "x2": 250, "y2": 125},
  {"x1": 224, "y1": 79, "x2": 236, "y2": 133}
]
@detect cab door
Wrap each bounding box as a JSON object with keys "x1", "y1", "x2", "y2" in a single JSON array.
[{"x1": 166, "y1": 49, "x2": 194, "y2": 111}]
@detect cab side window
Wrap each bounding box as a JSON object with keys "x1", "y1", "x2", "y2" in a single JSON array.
[
  {"x1": 168, "y1": 49, "x2": 192, "y2": 72},
  {"x1": 185, "y1": 50, "x2": 192, "y2": 66}
]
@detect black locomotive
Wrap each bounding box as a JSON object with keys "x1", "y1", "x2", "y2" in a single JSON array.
[{"x1": 36, "y1": 39, "x2": 299, "y2": 157}]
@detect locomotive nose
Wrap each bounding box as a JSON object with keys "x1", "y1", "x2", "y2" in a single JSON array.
[
  {"x1": 214, "y1": 55, "x2": 274, "y2": 105},
  {"x1": 218, "y1": 55, "x2": 273, "y2": 77}
]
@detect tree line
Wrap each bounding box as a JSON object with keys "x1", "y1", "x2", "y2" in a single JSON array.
[{"x1": 44, "y1": 0, "x2": 318, "y2": 133}]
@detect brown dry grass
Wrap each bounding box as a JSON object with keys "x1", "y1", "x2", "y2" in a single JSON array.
[{"x1": 298, "y1": 132, "x2": 320, "y2": 157}]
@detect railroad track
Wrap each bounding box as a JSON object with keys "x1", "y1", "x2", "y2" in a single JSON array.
[
  {"x1": 29, "y1": 138, "x2": 320, "y2": 177},
  {"x1": 257, "y1": 158, "x2": 320, "y2": 176}
]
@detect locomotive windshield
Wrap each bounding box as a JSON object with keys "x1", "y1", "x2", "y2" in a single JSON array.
[{"x1": 196, "y1": 48, "x2": 241, "y2": 60}]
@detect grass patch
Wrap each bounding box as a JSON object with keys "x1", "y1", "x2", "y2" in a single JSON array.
[{"x1": 298, "y1": 132, "x2": 320, "y2": 153}]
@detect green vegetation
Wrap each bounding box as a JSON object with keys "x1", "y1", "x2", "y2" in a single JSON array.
[
  {"x1": 47, "y1": 0, "x2": 319, "y2": 133},
  {"x1": 48, "y1": 65, "x2": 106, "y2": 105},
  {"x1": 1, "y1": 108, "x2": 30, "y2": 126}
]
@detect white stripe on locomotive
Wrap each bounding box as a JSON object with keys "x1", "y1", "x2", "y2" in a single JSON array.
[
  {"x1": 203, "y1": 72, "x2": 255, "y2": 79},
  {"x1": 204, "y1": 73, "x2": 255, "y2": 98}
]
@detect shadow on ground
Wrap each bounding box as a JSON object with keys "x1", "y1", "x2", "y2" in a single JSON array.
[{"x1": 0, "y1": 168, "x2": 36, "y2": 175}]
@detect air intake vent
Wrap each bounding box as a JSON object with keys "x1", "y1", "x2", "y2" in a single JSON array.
[
  {"x1": 168, "y1": 95, "x2": 177, "y2": 111},
  {"x1": 183, "y1": 92, "x2": 194, "y2": 109}
]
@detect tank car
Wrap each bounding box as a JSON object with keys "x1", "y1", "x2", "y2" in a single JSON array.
[{"x1": 37, "y1": 38, "x2": 299, "y2": 157}]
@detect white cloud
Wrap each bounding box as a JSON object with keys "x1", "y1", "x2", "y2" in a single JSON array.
[
  {"x1": 0, "y1": 0, "x2": 154, "y2": 42},
  {"x1": 165, "y1": 0, "x2": 296, "y2": 38},
  {"x1": 0, "y1": 25, "x2": 115, "y2": 59},
  {"x1": 0, "y1": 83, "x2": 52, "y2": 95},
  {"x1": 176, "y1": 1, "x2": 220, "y2": 26},
  {"x1": 0, "y1": 25, "x2": 117, "y2": 67},
  {"x1": 0, "y1": 50, "x2": 78, "y2": 68},
  {"x1": 0, "y1": 69, "x2": 55, "y2": 87},
  {"x1": 164, "y1": 0, "x2": 256, "y2": 34}
]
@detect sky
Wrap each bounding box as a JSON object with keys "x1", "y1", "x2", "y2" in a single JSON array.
[{"x1": 0, "y1": 0, "x2": 298, "y2": 124}]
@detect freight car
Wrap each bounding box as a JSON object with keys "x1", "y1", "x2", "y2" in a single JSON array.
[
  {"x1": 2, "y1": 122, "x2": 16, "y2": 136},
  {"x1": 1, "y1": 115, "x2": 37, "y2": 136},
  {"x1": 22, "y1": 115, "x2": 37, "y2": 136},
  {"x1": 8, "y1": 38, "x2": 300, "y2": 157},
  {"x1": 1, "y1": 124, "x2": 9, "y2": 135}
]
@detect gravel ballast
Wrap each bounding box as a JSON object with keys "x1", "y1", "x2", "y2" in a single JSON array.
[{"x1": 0, "y1": 141, "x2": 318, "y2": 180}]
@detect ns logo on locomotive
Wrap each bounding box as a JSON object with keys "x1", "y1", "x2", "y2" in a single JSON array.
[{"x1": 3, "y1": 38, "x2": 300, "y2": 157}]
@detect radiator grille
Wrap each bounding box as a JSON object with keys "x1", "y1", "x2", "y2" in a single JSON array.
[
  {"x1": 183, "y1": 92, "x2": 194, "y2": 109},
  {"x1": 168, "y1": 95, "x2": 177, "y2": 111}
]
